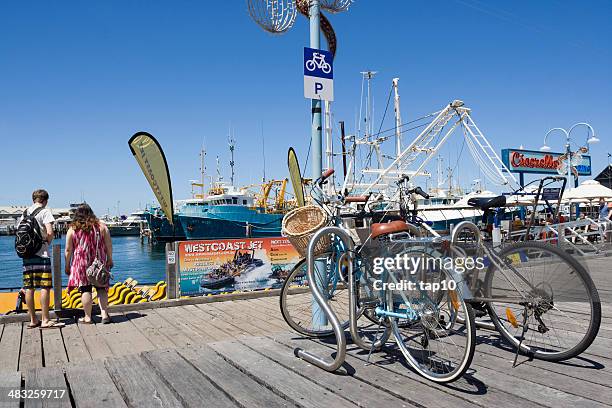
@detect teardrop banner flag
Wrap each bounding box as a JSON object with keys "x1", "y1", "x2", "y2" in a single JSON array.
[
  {"x1": 128, "y1": 132, "x2": 174, "y2": 224},
  {"x1": 288, "y1": 147, "x2": 305, "y2": 207}
]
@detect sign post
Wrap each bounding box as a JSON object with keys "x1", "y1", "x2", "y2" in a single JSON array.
[{"x1": 165, "y1": 242, "x2": 178, "y2": 299}]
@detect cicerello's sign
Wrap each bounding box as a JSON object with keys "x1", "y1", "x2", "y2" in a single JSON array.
[{"x1": 501, "y1": 148, "x2": 591, "y2": 176}]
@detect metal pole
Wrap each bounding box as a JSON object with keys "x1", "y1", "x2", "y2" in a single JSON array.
[
  {"x1": 310, "y1": 0, "x2": 322, "y2": 183},
  {"x1": 52, "y1": 244, "x2": 62, "y2": 312},
  {"x1": 309, "y1": 0, "x2": 326, "y2": 329}
]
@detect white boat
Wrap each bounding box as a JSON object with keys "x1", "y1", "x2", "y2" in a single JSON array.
[{"x1": 106, "y1": 212, "x2": 147, "y2": 236}]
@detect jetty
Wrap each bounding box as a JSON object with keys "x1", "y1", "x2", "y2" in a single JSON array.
[{"x1": 0, "y1": 257, "x2": 609, "y2": 407}]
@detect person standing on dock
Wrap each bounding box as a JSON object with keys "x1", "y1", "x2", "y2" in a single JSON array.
[
  {"x1": 65, "y1": 204, "x2": 114, "y2": 324},
  {"x1": 20, "y1": 189, "x2": 64, "y2": 329}
]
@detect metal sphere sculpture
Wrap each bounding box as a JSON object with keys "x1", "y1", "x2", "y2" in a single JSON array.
[
  {"x1": 247, "y1": 0, "x2": 354, "y2": 57},
  {"x1": 318, "y1": 0, "x2": 353, "y2": 13},
  {"x1": 247, "y1": 0, "x2": 298, "y2": 34}
]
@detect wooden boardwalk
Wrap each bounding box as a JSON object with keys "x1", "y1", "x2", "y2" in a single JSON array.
[{"x1": 0, "y1": 258, "x2": 610, "y2": 407}]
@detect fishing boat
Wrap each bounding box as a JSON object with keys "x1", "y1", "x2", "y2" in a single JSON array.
[
  {"x1": 143, "y1": 207, "x2": 186, "y2": 242},
  {"x1": 178, "y1": 181, "x2": 288, "y2": 240}
]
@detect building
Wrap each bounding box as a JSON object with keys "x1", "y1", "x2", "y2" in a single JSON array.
[{"x1": 594, "y1": 165, "x2": 612, "y2": 189}]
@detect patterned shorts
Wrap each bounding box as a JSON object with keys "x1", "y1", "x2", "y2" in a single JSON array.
[{"x1": 23, "y1": 257, "x2": 52, "y2": 289}]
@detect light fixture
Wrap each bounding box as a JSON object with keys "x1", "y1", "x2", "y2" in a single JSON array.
[{"x1": 587, "y1": 135, "x2": 600, "y2": 144}]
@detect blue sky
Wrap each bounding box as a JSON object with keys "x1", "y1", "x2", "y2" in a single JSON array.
[{"x1": 1, "y1": 1, "x2": 611, "y2": 214}]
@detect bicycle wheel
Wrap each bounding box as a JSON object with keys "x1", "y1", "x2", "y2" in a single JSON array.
[
  {"x1": 279, "y1": 251, "x2": 351, "y2": 337},
  {"x1": 485, "y1": 241, "x2": 601, "y2": 361},
  {"x1": 385, "y1": 253, "x2": 476, "y2": 383}
]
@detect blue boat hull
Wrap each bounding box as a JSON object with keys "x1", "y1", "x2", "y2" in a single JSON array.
[
  {"x1": 143, "y1": 212, "x2": 186, "y2": 242},
  {"x1": 178, "y1": 206, "x2": 283, "y2": 240}
]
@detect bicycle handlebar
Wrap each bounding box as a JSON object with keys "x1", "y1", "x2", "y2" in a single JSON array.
[{"x1": 412, "y1": 186, "x2": 430, "y2": 199}]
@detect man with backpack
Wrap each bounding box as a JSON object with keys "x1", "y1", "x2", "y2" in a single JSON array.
[{"x1": 15, "y1": 189, "x2": 64, "y2": 329}]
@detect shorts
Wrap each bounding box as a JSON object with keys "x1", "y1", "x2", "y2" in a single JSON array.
[
  {"x1": 23, "y1": 257, "x2": 52, "y2": 289},
  {"x1": 78, "y1": 285, "x2": 107, "y2": 293}
]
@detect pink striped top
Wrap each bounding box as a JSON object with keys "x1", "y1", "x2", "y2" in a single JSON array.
[{"x1": 67, "y1": 224, "x2": 109, "y2": 291}]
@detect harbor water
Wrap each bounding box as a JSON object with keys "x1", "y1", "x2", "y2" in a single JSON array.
[{"x1": 0, "y1": 235, "x2": 166, "y2": 290}]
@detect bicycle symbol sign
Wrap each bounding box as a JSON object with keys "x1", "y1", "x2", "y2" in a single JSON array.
[{"x1": 304, "y1": 47, "x2": 333, "y2": 101}]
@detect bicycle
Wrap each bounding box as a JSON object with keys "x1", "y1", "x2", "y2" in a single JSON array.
[
  {"x1": 393, "y1": 175, "x2": 601, "y2": 362},
  {"x1": 281, "y1": 169, "x2": 477, "y2": 383},
  {"x1": 451, "y1": 207, "x2": 601, "y2": 362}
]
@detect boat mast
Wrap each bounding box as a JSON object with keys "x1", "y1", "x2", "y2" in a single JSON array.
[
  {"x1": 392, "y1": 78, "x2": 402, "y2": 160},
  {"x1": 228, "y1": 132, "x2": 236, "y2": 186},
  {"x1": 261, "y1": 122, "x2": 266, "y2": 183},
  {"x1": 216, "y1": 155, "x2": 222, "y2": 183},
  {"x1": 324, "y1": 100, "x2": 334, "y2": 192},
  {"x1": 200, "y1": 144, "x2": 206, "y2": 196}
]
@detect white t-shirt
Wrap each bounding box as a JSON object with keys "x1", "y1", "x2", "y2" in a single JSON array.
[{"x1": 19, "y1": 204, "x2": 55, "y2": 258}]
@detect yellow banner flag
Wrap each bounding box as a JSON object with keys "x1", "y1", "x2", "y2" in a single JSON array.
[
  {"x1": 288, "y1": 148, "x2": 305, "y2": 207},
  {"x1": 128, "y1": 132, "x2": 174, "y2": 224}
]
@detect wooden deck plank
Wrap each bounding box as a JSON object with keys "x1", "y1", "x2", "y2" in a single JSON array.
[
  {"x1": 148, "y1": 308, "x2": 209, "y2": 347},
  {"x1": 275, "y1": 334, "x2": 541, "y2": 408},
  {"x1": 19, "y1": 325, "x2": 43, "y2": 372},
  {"x1": 181, "y1": 305, "x2": 232, "y2": 342},
  {"x1": 193, "y1": 304, "x2": 252, "y2": 338},
  {"x1": 93, "y1": 313, "x2": 155, "y2": 356},
  {"x1": 206, "y1": 301, "x2": 271, "y2": 335},
  {"x1": 40, "y1": 327, "x2": 67, "y2": 368},
  {"x1": 180, "y1": 305, "x2": 239, "y2": 341},
  {"x1": 104, "y1": 355, "x2": 183, "y2": 408},
  {"x1": 142, "y1": 349, "x2": 238, "y2": 408},
  {"x1": 0, "y1": 370, "x2": 21, "y2": 408},
  {"x1": 471, "y1": 344, "x2": 612, "y2": 404},
  {"x1": 209, "y1": 339, "x2": 358, "y2": 408},
  {"x1": 240, "y1": 336, "x2": 420, "y2": 408},
  {"x1": 0, "y1": 324, "x2": 22, "y2": 372},
  {"x1": 58, "y1": 320, "x2": 91, "y2": 364},
  {"x1": 222, "y1": 300, "x2": 294, "y2": 335},
  {"x1": 123, "y1": 311, "x2": 176, "y2": 349},
  {"x1": 474, "y1": 332, "x2": 612, "y2": 386},
  {"x1": 154, "y1": 306, "x2": 215, "y2": 345},
  {"x1": 178, "y1": 345, "x2": 297, "y2": 408},
  {"x1": 76, "y1": 321, "x2": 113, "y2": 360},
  {"x1": 131, "y1": 309, "x2": 195, "y2": 347},
  {"x1": 23, "y1": 367, "x2": 71, "y2": 408},
  {"x1": 65, "y1": 362, "x2": 127, "y2": 407},
  {"x1": 290, "y1": 333, "x2": 607, "y2": 408}
]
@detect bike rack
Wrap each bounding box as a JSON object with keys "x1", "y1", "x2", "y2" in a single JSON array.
[
  {"x1": 294, "y1": 226, "x2": 349, "y2": 372},
  {"x1": 294, "y1": 225, "x2": 391, "y2": 372}
]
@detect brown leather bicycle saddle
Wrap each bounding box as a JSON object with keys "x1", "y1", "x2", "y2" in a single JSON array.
[{"x1": 370, "y1": 220, "x2": 411, "y2": 239}]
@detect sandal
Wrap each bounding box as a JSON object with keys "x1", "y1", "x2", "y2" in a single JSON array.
[
  {"x1": 40, "y1": 321, "x2": 65, "y2": 329},
  {"x1": 27, "y1": 321, "x2": 41, "y2": 329},
  {"x1": 101, "y1": 316, "x2": 112, "y2": 325},
  {"x1": 77, "y1": 317, "x2": 93, "y2": 325}
]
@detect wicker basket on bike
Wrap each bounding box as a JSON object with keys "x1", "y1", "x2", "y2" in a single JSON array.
[{"x1": 282, "y1": 205, "x2": 330, "y2": 257}]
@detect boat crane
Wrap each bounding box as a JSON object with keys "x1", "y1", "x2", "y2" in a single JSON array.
[{"x1": 341, "y1": 91, "x2": 519, "y2": 197}]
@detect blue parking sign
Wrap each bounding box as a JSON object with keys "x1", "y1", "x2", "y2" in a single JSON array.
[
  {"x1": 304, "y1": 47, "x2": 334, "y2": 101},
  {"x1": 304, "y1": 47, "x2": 333, "y2": 79}
]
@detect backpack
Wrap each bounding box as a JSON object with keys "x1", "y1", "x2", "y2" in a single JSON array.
[{"x1": 15, "y1": 207, "x2": 45, "y2": 259}]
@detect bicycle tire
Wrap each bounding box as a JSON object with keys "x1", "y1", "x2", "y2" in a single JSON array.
[
  {"x1": 279, "y1": 253, "x2": 351, "y2": 337},
  {"x1": 484, "y1": 241, "x2": 601, "y2": 361},
  {"x1": 386, "y1": 262, "x2": 477, "y2": 383}
]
